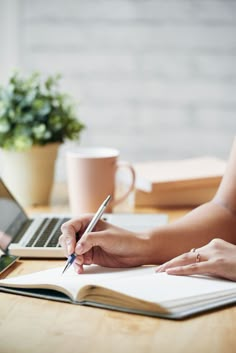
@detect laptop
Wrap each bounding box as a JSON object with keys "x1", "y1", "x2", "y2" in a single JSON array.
[{"x1": 0, "y1": 178, "x2": 168, "y2": 258}]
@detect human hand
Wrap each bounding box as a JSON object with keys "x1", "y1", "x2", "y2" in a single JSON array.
[
  {"x1": 156, "y1": 238, "x2": 236, "y2": 281},
  {"x1": 59, "y1": 215, "x2": 151, "y2": 273}
]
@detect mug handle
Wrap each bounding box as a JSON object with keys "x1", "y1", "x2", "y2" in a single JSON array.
[{"x1": 111, "y1": 161, "x2": 136, "y2": 206}]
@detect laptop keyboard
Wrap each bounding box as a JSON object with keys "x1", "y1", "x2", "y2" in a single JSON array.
[
  {"x1": 15, "y1": 217, "x2": 70, "y2": 248},
  {"x1": 12, "y1": 219, "x2": 33, "y2": 243}
]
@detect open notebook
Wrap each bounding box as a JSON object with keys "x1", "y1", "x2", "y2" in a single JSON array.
[{"x1": 1, "y1": 265, "x2": 236, "y2": 320}]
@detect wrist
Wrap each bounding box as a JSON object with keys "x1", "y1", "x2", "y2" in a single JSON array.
[{"x1": 136, "y1": 229, "x2": 161, "y2": 265}]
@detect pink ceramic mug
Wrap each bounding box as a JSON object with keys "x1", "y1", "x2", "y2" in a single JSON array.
[{"x1": 66, "y1": 148, "x2": 135, "y2": 215}]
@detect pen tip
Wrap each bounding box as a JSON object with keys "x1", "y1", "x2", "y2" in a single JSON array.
[{"x1": 61, "y1": 262, "x2": 69, "y2": 275}]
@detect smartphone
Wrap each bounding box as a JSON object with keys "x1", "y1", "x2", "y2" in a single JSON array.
[{"x1": 0, "y1": 254, "x2": 19, "y2": 275}]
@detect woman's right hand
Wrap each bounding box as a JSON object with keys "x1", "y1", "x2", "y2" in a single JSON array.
[{"x1": 59, "y1": 215, "x2": 151, "y2": 273}]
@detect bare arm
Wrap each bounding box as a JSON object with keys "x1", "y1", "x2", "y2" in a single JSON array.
[
  {"x1": 147, "y1": 137, "x2": 236, "y2": 263},
  {"x1": 214, "y1": 136, "x2": 236, "y2": 213}
]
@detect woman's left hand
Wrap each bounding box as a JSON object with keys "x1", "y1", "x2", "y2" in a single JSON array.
[{"x1": 157, "y1": 238, "x2": 236, "y2": 281}]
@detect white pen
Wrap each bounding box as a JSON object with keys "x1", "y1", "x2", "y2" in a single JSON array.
[{"x1": 62, "y1": 195, "x2": 111, "y2": 274}]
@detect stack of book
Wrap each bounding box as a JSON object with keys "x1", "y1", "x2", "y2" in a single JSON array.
[{"x1": 134, "y1": 157, "x2": 226, "y2": 207}]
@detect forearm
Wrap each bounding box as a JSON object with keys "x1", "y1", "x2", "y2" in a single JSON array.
[{"x1": 145, "y1": 200, "x2": 236, "y2": 264}]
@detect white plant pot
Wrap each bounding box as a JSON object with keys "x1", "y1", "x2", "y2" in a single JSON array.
[{"x1": 1, "y1": 143, "x2": 60, "y2": 207}]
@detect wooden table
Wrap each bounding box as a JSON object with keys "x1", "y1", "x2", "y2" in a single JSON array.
[{"x1": 0, "y1": 185, "x2": 235, "y2": 353}]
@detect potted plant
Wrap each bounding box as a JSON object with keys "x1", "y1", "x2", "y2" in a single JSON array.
[{"x1": 0, "y1": 71, "x2": 85, "y2": 206}]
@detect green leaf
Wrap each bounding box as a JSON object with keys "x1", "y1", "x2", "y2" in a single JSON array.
[
  {"x1": 0, "y1": 119, "x2": 11, "y2": 133},
  {"x1": 0, "y1": 70, "x2": 85, "y2": 151}
]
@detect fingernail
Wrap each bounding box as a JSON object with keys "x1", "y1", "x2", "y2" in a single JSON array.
[
  {"x1": 78, "y1": 266, "x2": 83, "y2": 274},
  {"x1": 75, "y1": 264, "x2": 83, "y2": 274},
  {"x1": 156, "y1": 265, "x2": 165, "y2": 273},
  {"x1": 75, "y1": 255, "x2": 84, "y2": 265}
]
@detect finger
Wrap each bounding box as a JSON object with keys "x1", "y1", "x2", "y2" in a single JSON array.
[
  {"x1": 60, "y1": 223, "x2": 77, "y2": 255},
  {"x1": 60, "y1": 215, "x2": 104, "y2": 255},
  {"x1": 74, "y1": 255, "x2": 85, "y2": 265},
  {"x1": 166, "y1": 260, "x2": 214, "y2": 276},
  {"x1": 73, "y1": 262, "x2": 84, "y2": 274},
  {"x1": 60, "y1": 217, "x2": 92, "y2": 255},
  {"x1": 75, "y1": 230, "x2": 108, "y2": 255},
  {"x1": 62, "y1": 215, "x2": 94, "y2": 234},
  {"x1": 73, "y1": 250, "x2": 93, "y2": 275},
  {"x1": 73, "y1": 249, "x2": 93, "y2": 265},
  {"x1": 156, "y1": 252, "x2": 199, "y2": 273},
  {"x1": 59, "y1": 233, "x2": 77, "y2": 257},
  {"x1": 58, "y1": 234, "x2": 69, "y2": 257},
  {"x1": 82, "y1": 250, "x2": 93, "y2": 265}
]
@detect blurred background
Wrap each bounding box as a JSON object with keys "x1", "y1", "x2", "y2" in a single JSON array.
[{"x1": 0, "y1": 0, "x2": 236, "y2": 181}]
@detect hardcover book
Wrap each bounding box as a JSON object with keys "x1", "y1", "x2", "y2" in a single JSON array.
[{"x1": 134, "y1": 157, "x2": 226, "y2": 207}]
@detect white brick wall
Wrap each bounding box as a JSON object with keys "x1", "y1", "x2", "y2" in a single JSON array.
[{"x1": 2, "y1": 0, "x2": 236, "y2": 180}]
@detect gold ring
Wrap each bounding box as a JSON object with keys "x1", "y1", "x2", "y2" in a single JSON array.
[
  {"x1": 196, "y1": 253, "x2": 201, "y2": 263},
  {"x1": 190, "y1": 248, "x2": 196, "y2": 253}
]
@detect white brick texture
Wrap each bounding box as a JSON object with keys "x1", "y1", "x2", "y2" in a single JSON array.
[{"x1": 5, "y1": 0, "x2": 236, "y2": 179}]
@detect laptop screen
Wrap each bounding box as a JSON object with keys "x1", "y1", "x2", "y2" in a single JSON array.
[{"x1": 0, "y1": 179, "x2": 28, "y2": 252}]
